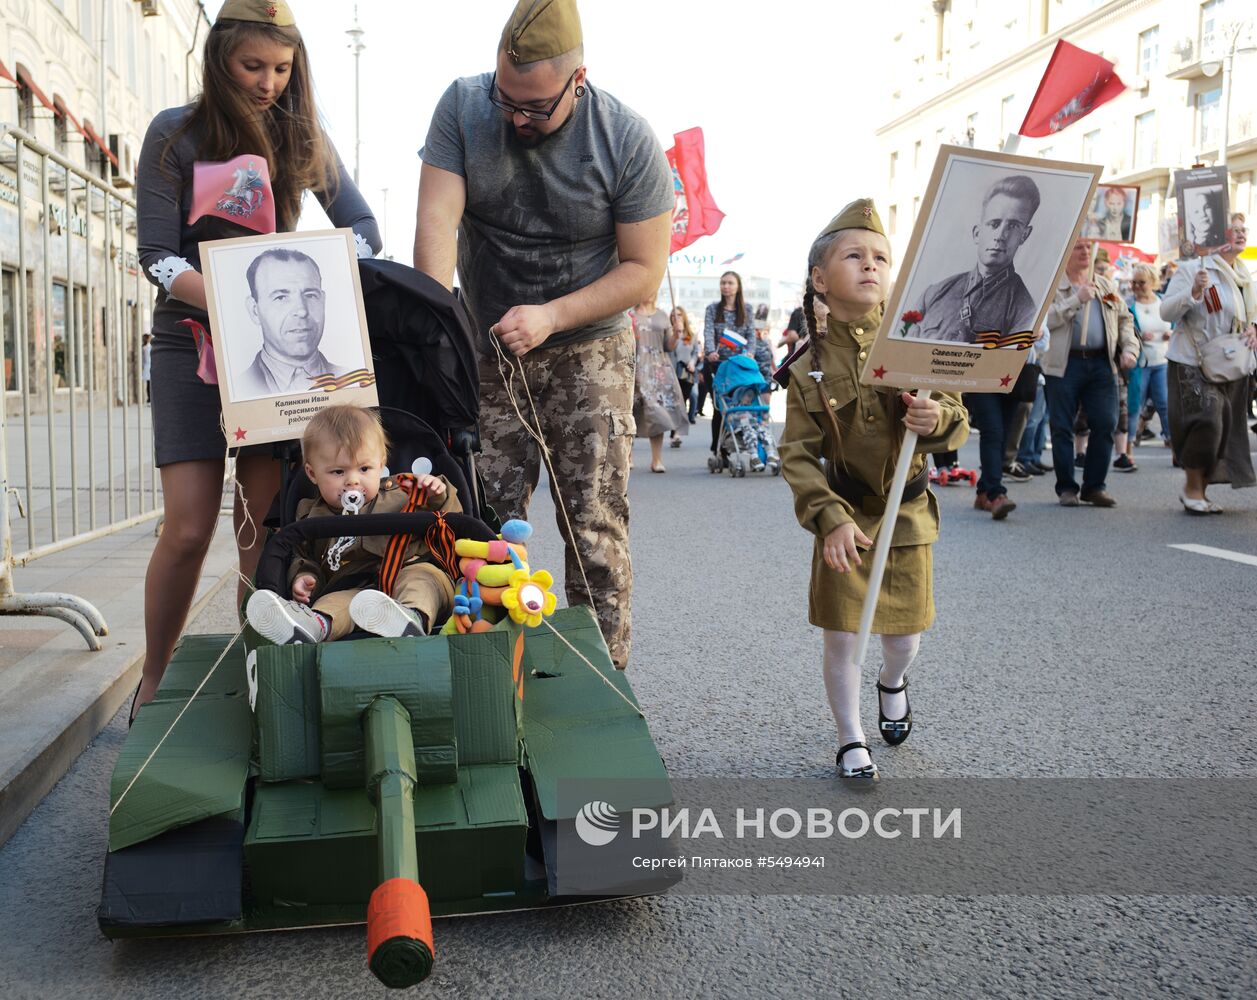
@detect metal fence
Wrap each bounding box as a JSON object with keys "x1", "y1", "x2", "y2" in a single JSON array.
[{"x1": 1, "y1": 122, "x2": 158, "y2": 649}]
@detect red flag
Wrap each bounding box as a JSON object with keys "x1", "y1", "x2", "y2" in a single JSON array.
[
  {"x1": 1018, "y1": 40, "x2": 1126, "y2": 138},
  {"x1": 666, "y1": 127, "x2": 724, "y2": 254},
  {"x1": 188, "y1": 154, "x2": 276, "y2": 234}
]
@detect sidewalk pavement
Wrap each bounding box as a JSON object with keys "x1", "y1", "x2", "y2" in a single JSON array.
[{"x1": 0, "y1": 512, "x2": 239, "y2": 847}]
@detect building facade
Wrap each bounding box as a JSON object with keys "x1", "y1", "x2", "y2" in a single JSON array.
[
  {"x1": 1, "y1": 0, "x2": 207, "y2": 408},
  {"x1": 876, "y1": 0, "x2": 1256, "y2": 268}
]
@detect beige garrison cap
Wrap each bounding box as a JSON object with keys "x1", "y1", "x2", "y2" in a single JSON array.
[
  {"x1": 500, "y1": 0, "x2": 583, "y2": 63},
  {"x1": 216, "y1": 0, "x2": 296, "y2": 27},
  {"x1": 819, "y1": 198, "x2": 886, "y2": 239}
]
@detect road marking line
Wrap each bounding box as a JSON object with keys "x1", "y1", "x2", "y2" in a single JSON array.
[{"x1": 1169, "y1": 543, "x2": 1257, "y2": 568}]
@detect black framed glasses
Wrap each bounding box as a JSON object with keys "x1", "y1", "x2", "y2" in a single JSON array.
[{"x1": 487, "y1": 69, "x2": 578, "y2": 121}]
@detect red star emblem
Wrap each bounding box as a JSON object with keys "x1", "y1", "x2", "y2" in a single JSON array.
[
  {"x1": 862, "y1": 206, "x2": 873, "y2": 218},
  {"x1": 999, "y1": 374, "x2": 1012, "y2": 387},
  {"x1": 234, "y1": 427, "x2": 248, "y2": 441},
  {"x1": 266, "y1": 4, "x2": 277, "y2": 17},
  {"x1": 872, "y1": 366, "x2": 887, "y2": 379}
]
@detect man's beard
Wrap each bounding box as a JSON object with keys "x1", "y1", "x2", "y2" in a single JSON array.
[
  {"x1": 508, "y1": 109, "x2": 575, "y2": 149},
  {"x1": 510, "y1": 126, "x2": 550, "y2": 149}
]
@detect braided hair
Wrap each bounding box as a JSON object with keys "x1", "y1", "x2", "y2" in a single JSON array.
[{"x1": 802, "y1": 231, "x2": 846, "y2": 465}]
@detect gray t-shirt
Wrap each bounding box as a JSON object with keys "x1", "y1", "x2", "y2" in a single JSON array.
[{"x1": 420, "y1": 74, "x2": 673, "y2": 350}]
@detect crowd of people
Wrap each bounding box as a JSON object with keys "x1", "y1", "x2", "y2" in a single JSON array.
[
  {"x1": 631, "y1": 269, "x2": 792, "y2": 472},
  {"x1": 636, "y1": 230, "x2": 1257, "y2": 526},
  {"x1": 955, "y1": 220, "x2": 1257, "y2": 519}
]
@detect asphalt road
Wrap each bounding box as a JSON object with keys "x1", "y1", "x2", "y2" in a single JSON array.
[{"x1": 2, "y1": 421, "x2": 1255, "y2": 1000}]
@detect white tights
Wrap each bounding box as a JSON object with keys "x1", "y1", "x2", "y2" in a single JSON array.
[{"x1": 822, "y1": 630, "x2": 921, "y2": 769}]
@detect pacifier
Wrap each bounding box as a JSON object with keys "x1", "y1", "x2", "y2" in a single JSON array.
[{"x1": 339, "y1": 488, "x2": 365, "y2": 514}]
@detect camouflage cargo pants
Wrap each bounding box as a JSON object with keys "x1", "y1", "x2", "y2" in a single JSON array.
[{"x1": 478, "y1": 329, "x2": 635, "y2": 668}]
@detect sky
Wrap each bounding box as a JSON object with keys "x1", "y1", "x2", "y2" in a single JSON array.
[{"x1": 203, "y1": 0, "x2": 888, "y2": 283}]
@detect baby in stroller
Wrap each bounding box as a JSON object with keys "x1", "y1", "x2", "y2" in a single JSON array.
[
  {"x1": 710, "y1": 354, "x2": 781, "y2": 476},
  {"x1": 245, "y1": 404, "x2": 460, "y2": 644}
]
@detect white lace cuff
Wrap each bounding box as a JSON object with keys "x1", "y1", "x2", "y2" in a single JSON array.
[
  {"x1": 149, "y1": 256, "x2": 194, "y2": 294},
  {"x1": 354, "y1": 233, "x2": 375, "y2": 259}
]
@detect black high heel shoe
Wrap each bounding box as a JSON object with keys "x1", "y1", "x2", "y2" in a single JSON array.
[
  {"x1": 836, "y1": 742, "x2": 879, "y2": 783},
  {"x1": 876, "y1": 679, "x2": 912, "y2": 746}
]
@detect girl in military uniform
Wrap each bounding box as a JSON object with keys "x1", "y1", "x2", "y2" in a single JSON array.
[{"x1": 778, "y1": 200, "x2": 969, "y2": 781}]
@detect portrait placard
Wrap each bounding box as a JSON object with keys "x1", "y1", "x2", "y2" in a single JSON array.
[
  {"x1": 201, "y1": 228, "x2": 377, "y2": 446},
  {"x1": 1174, "y1": 166, "x2": 1229, "y2": 259},
  {"x1": 861, "y1": 146, "x2": 1101, "y2": 394},
  {"x1": 1082, "y1": 184, "x2": 1139, "y2": 243}
]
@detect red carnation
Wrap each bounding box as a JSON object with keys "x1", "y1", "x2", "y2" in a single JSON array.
[{"x1": 898, "y1": 310, "x2": 924, "y2": 337}]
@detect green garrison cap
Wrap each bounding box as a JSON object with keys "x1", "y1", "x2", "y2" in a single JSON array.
[
  {"x1": 500, "y1": 0, "x2": 583, "y2": 64},
  {"x1": 819, "y1": 198, "x2": 886, "y2": 239},
  {"x1": 216, "y1": 0, "x2": 296, "y2": 26},
  {"x1": 1094, "y1": 245, "x2": 1111, "y2": 263}
]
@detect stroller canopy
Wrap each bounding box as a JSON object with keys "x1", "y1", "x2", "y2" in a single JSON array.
[
  {"x1": 358, "y1": 259, "x2": 481, "y2": 456},
  {"x1": 713, "y1": 354, "x2": 771, "y2": 397}
]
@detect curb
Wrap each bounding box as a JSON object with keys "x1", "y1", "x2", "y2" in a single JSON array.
[{"x1": 0, "y1": 566, "x2": 238, "y2": 849}]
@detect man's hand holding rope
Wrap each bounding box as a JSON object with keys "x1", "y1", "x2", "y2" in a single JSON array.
[{"x1": 493, "y1": 303, "x2": 560, "y2": 356}]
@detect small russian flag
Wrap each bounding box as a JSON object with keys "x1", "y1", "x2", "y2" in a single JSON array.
[
  {"x1": 721, "y1": 252, "x2": 745, "y2": 265},
  {"x1": 718, "y1": 329, "x2": 747, "y2": 351}
]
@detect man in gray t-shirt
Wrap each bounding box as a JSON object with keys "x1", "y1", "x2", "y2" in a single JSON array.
[{"x1": 414, "y1": 0, "x2": 672, "y2": 669}]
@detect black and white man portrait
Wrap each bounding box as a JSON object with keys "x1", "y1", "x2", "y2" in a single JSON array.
[
  {"x1": 233, "y1": 247, "x2": 352, "y2": 400},
  {"x1": 905, "y1": 174, "x2": 1041, "y2": 343}
]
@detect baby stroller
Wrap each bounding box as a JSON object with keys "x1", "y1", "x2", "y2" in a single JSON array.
[
  {"x1": 99, "y1": 258, "x2": 676, "y2": 989},
  {"x1": 706, "y1": 354, "x2": 780, "y2": 478},
  {"x1": 267, "y1": 258, "x2": 486, "y2": 529}
]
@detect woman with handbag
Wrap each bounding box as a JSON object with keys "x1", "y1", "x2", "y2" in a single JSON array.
[{"x1": 1160, "y1": 219, "x2": 1257, "y2": 514}]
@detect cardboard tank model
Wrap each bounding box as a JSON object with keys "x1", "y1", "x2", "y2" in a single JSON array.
[{"x1": 98, "y1": 261, "x2": 676, "y2": 988}]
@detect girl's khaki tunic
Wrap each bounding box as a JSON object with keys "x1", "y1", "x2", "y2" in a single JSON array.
[{"x1": 778, "y1": 308, "x2": 970, "y2": 634}]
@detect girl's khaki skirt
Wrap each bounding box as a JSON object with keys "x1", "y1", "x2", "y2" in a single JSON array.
[{"x1": 809, "y1": 541, "x2": 934, "y2": 635}]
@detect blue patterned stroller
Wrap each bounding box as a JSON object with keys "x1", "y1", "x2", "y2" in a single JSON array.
[{"x1": 706, "y1": 354, "x2": 780, "y2": 478}]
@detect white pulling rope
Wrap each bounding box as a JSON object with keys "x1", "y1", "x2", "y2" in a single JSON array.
[
  {"x1": 487, "y1": 332, "x2": 599, "y2": 618},
  {"x1": 538, "y1": 617, "x2": 643, "y2": 718},
  {"x1": 216, "y1": 412, "x2": 262, "y2": 555},
  {"x1": 110, "y1": 624, "x2": 248, "y2": 818},
  {"x1": 113, "y1": 418, "x2": 265, "y2": 817}
]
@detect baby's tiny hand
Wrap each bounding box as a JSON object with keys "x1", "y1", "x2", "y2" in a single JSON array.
[
  {"x1": 291, "y1": 573, "x2": 317, "y2": 604},
  {"x1": 416, "y1": 474, "x2": 445, "y2": 495}
]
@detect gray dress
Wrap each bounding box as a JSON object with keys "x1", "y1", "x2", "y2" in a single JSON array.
[
  {"x1": 631, "y1": 308, "x2": 688, "y2": 438},
  {"x1": 137, "y1": 105, "x2": 381, "y2": 466}
]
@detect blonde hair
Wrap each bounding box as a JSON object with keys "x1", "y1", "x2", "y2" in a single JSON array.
[
  {"x1": 671, "y1": 306, "x2": 694, "y2": 344},
  {"x1": 302, "y1": 405, "x2": 387, "y2": 465},
  {"x1": 1131, "y1": 263, "x2": 1159, "y2": 287}
]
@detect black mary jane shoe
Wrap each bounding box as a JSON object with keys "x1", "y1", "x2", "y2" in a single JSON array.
[
  {"x1": 876, "y1": 679, "x2": 912, "y2": 746},
  {"x1": 836, "y1": 741, "x2": 880, "y2": 783}
]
